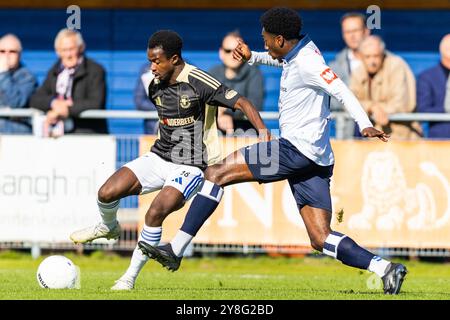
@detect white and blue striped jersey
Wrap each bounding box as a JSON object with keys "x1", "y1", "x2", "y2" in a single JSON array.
[{"x1": 248, "y1": 35, "x2": 373, "y2": 166}]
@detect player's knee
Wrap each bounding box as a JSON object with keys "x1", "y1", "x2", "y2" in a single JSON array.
[{"x1": 97, "y1": 184, "x2": 117, "y2": 203}]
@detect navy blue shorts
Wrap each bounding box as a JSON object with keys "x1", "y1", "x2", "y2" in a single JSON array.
[{"x1": 241, "y1": 138, "x2": 334, "y2": 212}]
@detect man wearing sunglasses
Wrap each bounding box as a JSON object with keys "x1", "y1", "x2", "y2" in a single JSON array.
[
  {"x1": 209, "y1": 31, "x2": 264, "y2": 135},
  {"x1": 0, "y1": 34, "x2": 37, "y2": 134}
]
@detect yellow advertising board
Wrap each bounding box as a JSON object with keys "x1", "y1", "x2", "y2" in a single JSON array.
[{"x1": 139, "y1": 137, "x2": 450, "y2": 249}]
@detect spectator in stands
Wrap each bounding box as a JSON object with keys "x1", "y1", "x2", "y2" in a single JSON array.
[
  {"x1": 330, "y1": 12, "x2": 369, "y2": 91},
  {"x1": 134, "y1": 63, "x2": 158, "y2": 134},
  {"x1": 417, "y1": 34, "x2": 450, "y2": 138},
  {"x1": 30, "y1": 28, "x2": 107, "y2": 134},
  {"x1": 209, "y1": 31, "x2": 264, "y2": 134},
  {"x1": 446, "y1": 73, "x2": 450, "y2": 115},
  {"x1": 329, "y1": 12, "x2": 370, "y2": 138},
  {"x1": 350, "y1": 35, "x2": 422, "y2": 140},
  {"x1": 0, "y1": 34, "x2": 37, "y2": 134}
]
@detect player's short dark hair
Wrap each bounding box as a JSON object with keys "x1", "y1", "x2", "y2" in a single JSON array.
[
  {"x1": 260, "y1": 7, "x2": 302, "y2": 40},
  {"x1": 340, "y1": 12, "x2": 367, "y2": 26},
  {"x1": 148, "y1": 30, "x2": 183, "y2": 58}
]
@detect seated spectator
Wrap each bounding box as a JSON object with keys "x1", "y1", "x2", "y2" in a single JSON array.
[
  {"x1": 329, "y1": 12, "x2": 370, "y2": 138},
  {"x1": 134, "y1": 63, "x2": 158, "y2": 134},
  {"x1": 209, "y1": 31, "x2": 264, "y2": 134},
  {"x1": 350, "y1": 35, "x2": 422, "y2": 140},
  {"x1": 417, "y1": 34, "x2": 450, "y2": 138},
  {"x1": 0, "y1": 34, "x2": 37, "y2": 134},
  {"x1": 446, "y1": 71, "x2": 450, "y2": 114},
  {"x1": 30, "y1": 28, "x2": 107, "y2": 135}
]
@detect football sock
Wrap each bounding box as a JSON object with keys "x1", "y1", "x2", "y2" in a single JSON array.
[
  {"x1": 123, "y1": 225, "x2": 162, "y2": 281},
  {"x1": 180, "y1": 180, "x2": 224, "y2": 236},
  {"x1": 123, "y1": 246, "x2": 150, "y2": 281},
  {"x1": 323, "y1": 231, "x2": 391, "y2": 277},
  {"x1": 140, "y1": 225, "x2": 162, "y2": 246},
  {"x1": 97, "y1": 198, "x2": 120, "y2": 229},
  {"x1": 171, "y1": 180, "x2": 224, "y2": 257},
  {"x1": 368, "y1": 256, "x2": 391, "y2": 278},
  {"x1": 171, "y1": 230, "x2": 193, "y2": 257}
]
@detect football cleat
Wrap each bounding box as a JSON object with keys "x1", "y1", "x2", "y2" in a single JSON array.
[
  {"x1": 111, "y1": 276, "x2": 135, "y2": 291},
  {"x1": 382, "y1": 262, "x2": 408, "y2": 294},
  {"x1": 138, "y1": 242, "x2": 182, "y2": 272},
  {"x1": 70, "y1": 222, "x2": 121, "y2": 244}
]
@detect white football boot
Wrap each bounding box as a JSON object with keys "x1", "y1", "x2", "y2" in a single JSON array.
[
  {"x1": 70, "y1": 222, "x2": 121, "y2": 244},
  {"x1": 111, "y1": 276, "x2": 135, "y2": 291}
]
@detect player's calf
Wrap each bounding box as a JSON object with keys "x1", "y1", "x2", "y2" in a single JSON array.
[
  {"x1": 146, "y1": 203, "x2": 175, "y2": 227},
  {"x1": 307, "y1": 229, "x2": 331, "y2": 252}
]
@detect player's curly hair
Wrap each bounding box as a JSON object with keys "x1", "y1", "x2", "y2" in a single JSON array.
[
  {"x1": 148, "y1": 30, "x2": 183, "y2": 58},
  {"x1": 260, "y1": 7, "x2": 302, "y2": 40}
]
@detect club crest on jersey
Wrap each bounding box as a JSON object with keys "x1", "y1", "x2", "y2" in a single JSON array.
[
  {"x1": 179, "y1": 95, "x2": 191, "y2": 109},
  {"x1": 320, "y1": 68, "x2": 338, "y2": 84},
  {"x1": 225, "y1": 89, "x2": 238, "y2": 100}
]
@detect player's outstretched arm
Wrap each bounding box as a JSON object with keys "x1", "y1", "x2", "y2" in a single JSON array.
[
  {"x1": 233, "y1": 39, "x2": 283, "y2": 67},
  {"x1": 232, "y1": 39, "x2": 252, "y2": 62},
  {"x1": 361, "y1": 127, "x2": 390, "y2": 142},
  {"x1": 234, "y1": 96, "x2": 271, "y2": 141}
]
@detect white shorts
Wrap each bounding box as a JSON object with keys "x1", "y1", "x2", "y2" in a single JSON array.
[{"x1": 123, "y1": 151, "x2": 204, "y2": 200}]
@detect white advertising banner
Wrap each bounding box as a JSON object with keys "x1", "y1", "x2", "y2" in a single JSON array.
[{"x1": 0, "y1": 136, "x2": 116, "y2": 243}]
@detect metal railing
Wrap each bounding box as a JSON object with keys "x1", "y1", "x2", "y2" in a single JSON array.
[{"x1": 1, "y1": 107, "x2": 450, "y2": 139}]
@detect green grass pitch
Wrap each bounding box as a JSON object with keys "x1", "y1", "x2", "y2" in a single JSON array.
[{"x1": 1, "y1": 250, "x2": 449, "y2": 300}]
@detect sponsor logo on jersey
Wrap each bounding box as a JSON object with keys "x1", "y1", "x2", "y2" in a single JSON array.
[
  {"x1": 161, "y1": 116, "x2": 195, "y2": 127},
  {"x1": 225, "y1": 89, "x2": 238, "y2": 100},
  {"x1": 179, "y1": 95, "x2": 191, "y2": 109},
  {"x1": 320, "y1": 68, "x2": 338, "y2": 84}
]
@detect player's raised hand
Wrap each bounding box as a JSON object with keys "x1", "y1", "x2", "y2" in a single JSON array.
[
  {"x1": 361, "y1": 127, "x2": 390, "y2": 142},
  {"x1": 233, "y1": 39, "x2": 252, "y2": 62}
]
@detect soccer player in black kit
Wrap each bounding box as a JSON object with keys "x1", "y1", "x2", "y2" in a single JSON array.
[{"x1": 70, "y1": 30, "x2": 269, "y2": 290}]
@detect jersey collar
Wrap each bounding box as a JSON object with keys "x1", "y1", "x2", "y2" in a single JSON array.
[
  {"x1": 283, "y1": 34, "x2": 311, "y2": 63},
  {"x1": 176, "y1": 62, "x2": 194, "y2": 83}
]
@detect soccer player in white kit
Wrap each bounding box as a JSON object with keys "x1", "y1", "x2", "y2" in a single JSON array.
[{"x1": 139, "y1": 8, "x2": 407, "y2": 295}]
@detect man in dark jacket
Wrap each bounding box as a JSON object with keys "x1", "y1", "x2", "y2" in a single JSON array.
[
  {"x1": 417, "y1": 34, "x2": 450, "y2": 138},
  {"x1": 30, "y1": 29, "x2": 107, "y2": 134},
  {"x1": 209, "y1": 31, "x2": 264, "y2": 134},
  {"x1": 0, "y1": 34, "x2": 37, "y2": 134},
  {"x1": 134, "y1": 63, "x2": 158, "y2": 134}
]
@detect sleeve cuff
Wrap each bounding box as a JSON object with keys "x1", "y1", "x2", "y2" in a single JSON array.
[{"x1": 247, "y1": 52, "x2": 257, "y2": 65}]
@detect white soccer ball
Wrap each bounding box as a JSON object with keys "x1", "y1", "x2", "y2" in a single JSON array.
[{"x1": 36, "y1": 255, "x2": 79, "y2": 289}]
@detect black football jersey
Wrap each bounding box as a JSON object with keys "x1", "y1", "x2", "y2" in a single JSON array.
[{"x1": 148, "y1": 63, "x2": 241, "y2": 170}]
